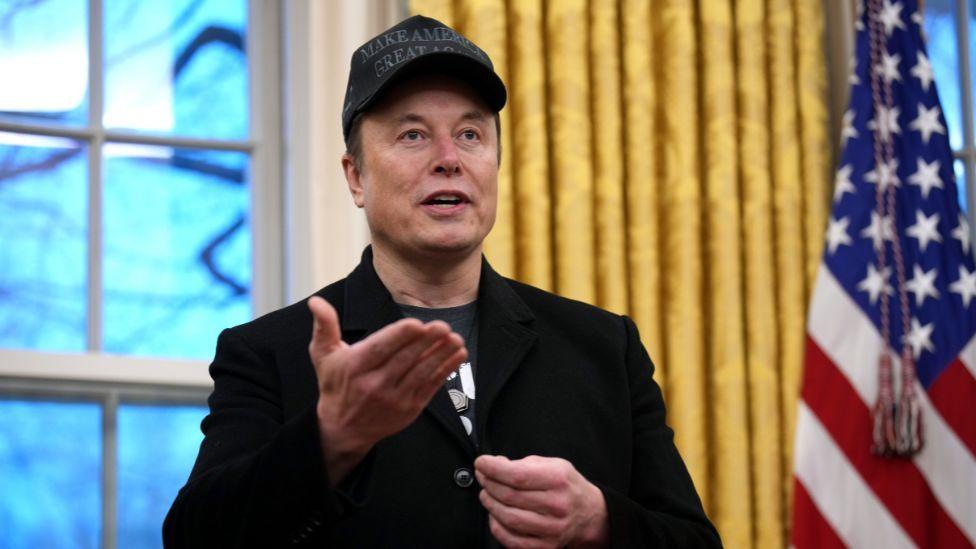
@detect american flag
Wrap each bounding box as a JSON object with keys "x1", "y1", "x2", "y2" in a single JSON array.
[{"x1": 792, "y1": 0, "x2": 976, "y2": 547}]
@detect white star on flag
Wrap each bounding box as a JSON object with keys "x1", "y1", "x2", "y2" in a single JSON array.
[
  {"x1": 857, "y1": 263, "x2": 893, "y2": 304},
  {"x1": 949, "y1": 264, "x2": 976, "y2": 307},
  {"x1": 910, "y1": 51, "x2": 934, "y2": 92},
  {"x1": 879, "y1": 0, "x2": 907, "y2": 35},
  {"x1": 875, "y1": 50, "x2": 902, "y2": 83},
  {"x1": 841, "y1": 110, "x2": 859, "y2": 146},
  {"x1": 906, "y1": 210, "x2": 942, "y2": 251},
  {"x1": 834, "y1": 164, "x2": 856, "y2": 202},
  {"x1": 904, "y1": 317, "x2": 935, "y2": 359},
  {"x1": 868, "y1": 105, "x2": 902, "y2": 143},
  {"x1": 848, "y1": 55, "x2": 861, "y2": 85},
  {"x1": 864, "y1": 157, "x2": 900, "y2": 190},
  {"x1": 905, "y1": 263, "x2": 940, "y2": 305},
  {"x1": 861, "y1": 211, "x2": 895, "y2": 250},
  {"x1": 825, "y1": 217, "x2": 853, "y2": 254},
  {"x1": 909, "y1": 103, "x2": 946, "y2": 144},
  {"x1": 951, "y1": 214, "x2": 971, "y2": 252},
  {"x1": 907, "y1": 158, "x2": 943, "y2": 199}
]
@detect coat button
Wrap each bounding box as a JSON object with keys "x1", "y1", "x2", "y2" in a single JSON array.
[{"x1": 454, "y1": 467, "x2": 474, "y2": 488}]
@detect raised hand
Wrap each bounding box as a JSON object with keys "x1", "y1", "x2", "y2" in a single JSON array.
[
  {"x1": 308, "y1": 296, "x2": 468, "y2": 482},
  {"x1": 475, "y1": 454, "x2": 610, "y2": 549}
]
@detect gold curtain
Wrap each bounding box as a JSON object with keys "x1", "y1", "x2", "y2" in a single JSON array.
[{"x1": 409, "y1": 1, "x2": 830, "y2": 547}]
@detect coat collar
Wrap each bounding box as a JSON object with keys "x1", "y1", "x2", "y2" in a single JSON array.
[
  {"x1": 340, "y1": 246, "x2": 536, "y2": 333},
  {"x1": 339, "y1": 246, "x2": 538, "y2": 454}
]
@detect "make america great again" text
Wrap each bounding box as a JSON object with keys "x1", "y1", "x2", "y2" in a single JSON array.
[{"x1": 357, "y1": 26, "x2": 488, "y2": 77}]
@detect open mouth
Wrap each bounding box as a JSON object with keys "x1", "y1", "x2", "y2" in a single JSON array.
[{"x1": 422, "y1": 193, "x2": 468, "y2": 208}]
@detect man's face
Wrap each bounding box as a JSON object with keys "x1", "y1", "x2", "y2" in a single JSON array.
[{"x1": 343, "y1": 74, "x2": 499, "y2": 262}]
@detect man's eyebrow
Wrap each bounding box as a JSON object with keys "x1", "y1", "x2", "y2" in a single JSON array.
[
  {"x1": 394, "y1": 113, "x2": 426, "y2": 125},
  {"x1": 392, "y1": 111, "x2": 489, "y2": 124},
  {"x1": 460, "y1": 110, "x2": 489, "y2": 122}
]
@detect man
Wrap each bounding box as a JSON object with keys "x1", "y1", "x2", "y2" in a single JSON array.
[{"x1": 164, "y1": 15, "x2": 718, "y2": 548}]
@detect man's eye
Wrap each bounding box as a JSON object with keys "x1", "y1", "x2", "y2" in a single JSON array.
[
  {"x1": 460, "y1": 130, "x2": 478, "y2": 141},
  {"x1": 403, "y1": 130, "x2": 422, "y2": 141}
]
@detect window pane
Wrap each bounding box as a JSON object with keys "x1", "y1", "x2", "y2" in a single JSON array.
[
  {"x1": 103, "y1": 0, "x2": 249, "y2": 140},
  {"x1": 0, "y1": 133, "x2": 87, "y2": 351},
  {"x1": 0, "y1": 399, "x2": 101, "y2": 549},
  {"x1": 102, "y1": 144, "x2": 251, "y2": 359},
  {"x1": 0, "y1": 0, "x2": 88, "y2": 126},
  {"x1": 117, "y1": 403, "x2": 206, "y2": 549},
  {"x1": 923, "y1": 0, "x2": 965, "y2": 150},
  {"x1": 957, "y1": 158, "x2": 969, "y2": 214}
]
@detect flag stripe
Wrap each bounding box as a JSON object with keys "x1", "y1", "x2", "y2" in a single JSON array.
[
  {"x1": 791, "y1": 478, "x2": 847, "y2": 549},
  {"x1": 960, "y1": 335, "x2": 976, "y2": 384},
  {"x1": 927, "y1": 358, "x2": 976, "y2": 457},
  {"x1": 808, "y1": 269, "x2": 976, "y2": 543},
  {"x1": 803, "y1": 336, "x2": 971, "y2": 548},
  {"x1": 794, "y1": 402, "x2": 915, "y2": 549}
]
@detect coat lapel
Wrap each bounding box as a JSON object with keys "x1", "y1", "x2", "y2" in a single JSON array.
[{"x1": 473, "y1": 261, "x2": 537, "y2": 447}]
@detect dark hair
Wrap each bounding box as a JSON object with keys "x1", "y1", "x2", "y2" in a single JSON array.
[{"x1": 345, "y1": 112, "x2": 502, "y2": 174}]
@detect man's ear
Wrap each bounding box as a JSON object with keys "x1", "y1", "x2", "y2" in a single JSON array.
[{"x1": 341, "y1": 153, "x2": 366, "y2": 208}]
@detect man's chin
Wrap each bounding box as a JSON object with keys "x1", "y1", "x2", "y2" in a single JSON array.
[{"x1": 417, "y1": 239, "x2": 480, "y2": 257}]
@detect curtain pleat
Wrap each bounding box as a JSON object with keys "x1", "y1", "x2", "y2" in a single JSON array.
[
  {"x1": 546, "y1": 0, "x2": 596, "y2": 303},
  {"x1": 407, "y1": 1, "x2": 828, "y2": 545},
  {"x1": 590, "y1": 0, "x2": 629, "y2": 314},
  {"x1": 736, "y1": 1, "x2": 785, "y2": 547},
  {"x1": 699, "y1": 1, "x2": 751, "y2": 546},
  {"x1": 507, "y1": 0, "x2": 554, "y2": 291},
  {"x1": 621, "y1": 0, "x2": 664, "y2": 387},
  {"x1": 656, "y1": 0, "x2": 709, "y2": 508}
]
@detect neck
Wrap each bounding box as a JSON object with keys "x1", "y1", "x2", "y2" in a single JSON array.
[{"x1": 371, "y1": 243, "x2": 482, "y2": 308}]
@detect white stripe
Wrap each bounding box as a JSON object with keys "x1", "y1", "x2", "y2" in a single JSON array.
[
  {"x1": 794, "y1": 402, "x2": 916, "y2": 549},
  {"x1": 807, "y1": 269, "x2": 976, "y2": 543},
  {"x1": 959, "y1": 334, "x2": 976, "y2": 380}
]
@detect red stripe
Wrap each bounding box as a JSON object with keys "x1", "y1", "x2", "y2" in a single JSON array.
[
  {"x1": 791, "y1": 477, "x2": 846, "y2": 549},
  {"x1": 926, "y1": 358, "x2": 976, "y2": 456},
  {"x1": 801, "y1": 336, "x2": 971, "y2": 548}
]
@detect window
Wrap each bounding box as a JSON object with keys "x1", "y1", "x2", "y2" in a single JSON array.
[
  {"x1": 922, "y1": 0, "x2": 976, "y2": 215},
  {"x1": 0, "y1": 0, "x2": 281, "y2": 547}
]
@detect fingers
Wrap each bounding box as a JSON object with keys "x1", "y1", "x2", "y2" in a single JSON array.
[
  {"x1": 474, "y1": 455, "x2": 566, "y2": 491},
  {"x1": 349, "y1": 317, "x2": 428, "y2": 370},
  {"x1": 474, "y1": 470, "x2": 564, "y2": 517},
  {"x1": 308, "y1": 297, "x2": 343, "y2": 358},
  {"x1": 399, "y1": 332, "x2": 467, "y2": 387},
  {"x1": 487, "y1": 514, "x2": 550, "y2": 549},
  {"x1": 381, "y1": 320, "x2": 452, "y2": 383},
  {"x1": 480, "y1": 487, "x2": 560, "y2": 539}
]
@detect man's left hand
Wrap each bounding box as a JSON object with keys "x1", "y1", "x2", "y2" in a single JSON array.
[{"x1": 474, "y1": 454, "x2": 609, "y2": 549}]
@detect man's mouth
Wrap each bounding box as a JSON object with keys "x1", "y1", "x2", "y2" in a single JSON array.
[{"x1": 422, "y1": 193, "x2": 469, "y2": 208}]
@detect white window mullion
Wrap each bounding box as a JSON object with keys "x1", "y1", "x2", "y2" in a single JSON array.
[
  {"x1": 87, "y1": 0, "x2": 104, "y2": 353},
  {"x1": 101, "y1": 390, "x2": 118, "y2": 549},
  {"x1": 248, "y1": 0, "x2": 284, "y2": 318}
]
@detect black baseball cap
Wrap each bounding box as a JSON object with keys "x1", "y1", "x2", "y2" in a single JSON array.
[{"x1": 341, "y1": 15, "x2": 508, "y2": 143}]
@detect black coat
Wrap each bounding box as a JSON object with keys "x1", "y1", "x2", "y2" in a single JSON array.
[{"x1": 163, "y1": 248, "x2": 720, "y2": 548}]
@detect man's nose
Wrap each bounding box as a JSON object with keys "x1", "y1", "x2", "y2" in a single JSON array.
[{"x1": 432, "y1": 136, "x2": 461, "y2": 176}]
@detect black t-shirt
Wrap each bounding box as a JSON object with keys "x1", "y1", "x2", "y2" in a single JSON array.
[{"x1": 398, "y1": 301, "x2": 478, "y2": 445}]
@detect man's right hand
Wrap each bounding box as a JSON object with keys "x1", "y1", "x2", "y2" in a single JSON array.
[{"x1": 307, "y1": 296, "x2": 468, "y2": 483}]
